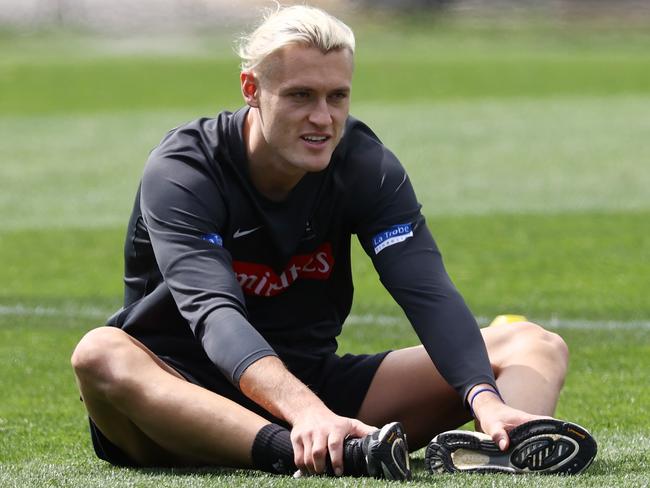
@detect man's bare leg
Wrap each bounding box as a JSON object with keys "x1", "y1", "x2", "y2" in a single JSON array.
[
  {"x1": 71, "y1": 326, "x2": 270, "y2": 467},
  {"x1": 485, "y1": 321, "x2": 569, "y2": 415},
  {"x1": 356, "y1": 321, "x2": 569, "y2": 449}
]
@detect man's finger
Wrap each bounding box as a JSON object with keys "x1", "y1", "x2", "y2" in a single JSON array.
[
  {"x1": 327, "y1": 432, "x2": 345, "y2": 476},
  {"x1": 349, "y1": 419, "x2": 376, "y2": 438},
  {"x1": 492, "y1": 428, "x2": 510, "y2": 451},
  {"x1": 291, "y1": 434, "x2": 307, "y2": 473},
  {"x1": 303, "y1": 441, "x2": 316, "y2": 475},
  {"x1": 311, "y1": 433, "x2": 328, "y2": 474}
]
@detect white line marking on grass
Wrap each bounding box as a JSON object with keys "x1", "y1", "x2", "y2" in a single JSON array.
[
  {"x1": 484, "y1": 316, "x2": 650, "y2": 331},
  {"x1": 346, "y1": 314, "x2": 402, "y2": 326},
  {"x1": 347, "y1": 314, "x2": 650, "y2": 330},
  {"x1": 0, "y1": 304, "x2": 110, "y2": 319},
  {"x1": 1, "y1": 306, "x2": 649, "y2": 330},
  {"x1": 542, "y1": 317, "x2": 650, "y2": 330}
]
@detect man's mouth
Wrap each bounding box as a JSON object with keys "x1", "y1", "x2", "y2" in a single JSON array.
[{"x1": 301, "y1": 135, "x2": 330, "y2": 144}]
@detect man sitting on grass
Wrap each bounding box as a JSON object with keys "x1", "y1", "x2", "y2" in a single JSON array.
[{"x1": 71, "y1": 5, "x2": 596, "y2": 479}]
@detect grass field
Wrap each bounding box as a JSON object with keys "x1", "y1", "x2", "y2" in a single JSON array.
[{"x1": 1, "y1": 13, "x2": 649, "y2": 487}]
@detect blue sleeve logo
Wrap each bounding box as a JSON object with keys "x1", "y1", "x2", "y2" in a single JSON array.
[
  {"x1": 201, "y1": 232, "x2": 223, "y2": 247},
  {"x1": 372, "y1": 223, "x2": 413, "y2": 255}
]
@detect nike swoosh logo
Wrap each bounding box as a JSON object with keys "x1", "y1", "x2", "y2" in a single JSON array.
[{"x1": 233, "y1": 226, "x2": 262, "y2": 239}]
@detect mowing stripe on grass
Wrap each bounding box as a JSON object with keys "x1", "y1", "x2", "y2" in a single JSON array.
[
  {"x1": 3, "y1": 97, "x2": 650, "y2": 230},
  {"x1": 0, "y1": 304, "x2": 109, "y2": 319},
  {"x1": 349, "y1": 314, "x2": 650, "y2": 330},
  {"x1": 2, "y1": 304, "x2": 649, "y2": 330}
]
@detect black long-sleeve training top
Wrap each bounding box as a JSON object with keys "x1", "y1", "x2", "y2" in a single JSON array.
[{"x1": 108, "y1": 107, "x2": 497, "y2": 402}]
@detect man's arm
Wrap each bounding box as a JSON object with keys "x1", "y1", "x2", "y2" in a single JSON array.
[
  {"x1": 348, "y1": 129, "x2": 545, "y2": 449},
  {"x1": 240, "y1": 356, "x2": 375, "y2": 475},
  {"x1": 366, "y1": 222, "x2": 499, "y2": 400},
  {"x1": 347, "y1": 137, "x2": 497, "y2": 402},
  {"x1": 140, "y1": 144, "x2": 375, "y2": 473},
  {"x1": 139, "y1": 126, "x2": 380, "y2": 474}
]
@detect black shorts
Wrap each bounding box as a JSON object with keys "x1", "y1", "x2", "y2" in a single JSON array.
[{"x1": 89, "y1": 337, "x2": 389, "y2": 467}]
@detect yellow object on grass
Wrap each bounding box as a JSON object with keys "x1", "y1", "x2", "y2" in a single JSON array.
[{"x1": 488, "y1": 314, "x2": 528, "y2": 327}]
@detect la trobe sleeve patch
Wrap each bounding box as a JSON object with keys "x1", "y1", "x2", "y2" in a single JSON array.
[{"x1": 372, "y1": 224, "x2": 413, "y2": 255}]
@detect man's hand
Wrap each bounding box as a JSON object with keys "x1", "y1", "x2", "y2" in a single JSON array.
[
  {"x1": 239, "y1": 356, "x2": 375, "y2": 476},
  {"x1": 469, "y1": 384, "x2": 548, "y2": 451},
  {"x1": 289, "y1": 406, "x2": 375, "y2": 476}
]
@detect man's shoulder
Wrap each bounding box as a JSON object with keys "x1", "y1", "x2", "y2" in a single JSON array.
[
  {"x1": 146, "y1": 108, "x2": 247, "y2": 172},
  {"x1": 336, "y1": 116, "x2": 403, "y2": 175},
  {"x1": 341, "y1": 115, "x2": 382, "y2": 150},
  {"x1": 154, "y1": 109, "x2": 241, "y2": 154}
]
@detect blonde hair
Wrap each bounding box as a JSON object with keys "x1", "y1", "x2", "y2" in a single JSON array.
[{"x1": 237, "y1": 4, "x2": 355, "y2": 73}]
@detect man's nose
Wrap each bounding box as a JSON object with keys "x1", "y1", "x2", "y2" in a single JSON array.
[{"x1": 308, "y1": 98, "x2": 332, "y2": 126}]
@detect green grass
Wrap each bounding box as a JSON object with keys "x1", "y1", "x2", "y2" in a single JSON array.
[
  {"x1": 1, "y1": 15, "x2": 650, "y2": 487},
  {"x1": 2, "y1": 211, "x2": 649, "y2": 320},
  {"x1": 2, "y1": 19, "x2": 650, "y2": 115},
  {"x1": 1, "y1": 316, "x2": 649, "y2": 486},
  {"x1": 4, "y1": 97, "x2": 650, "y2": 230}
]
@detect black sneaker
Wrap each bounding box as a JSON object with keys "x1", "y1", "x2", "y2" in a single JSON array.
[
  {"x1": 425, "y1": 419, "x2": 597, "y2": 475},
  {"x1": 344, "y1": 421, "x2": 412, "y2": 480}
]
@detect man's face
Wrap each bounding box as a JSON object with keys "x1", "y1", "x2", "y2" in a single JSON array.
[{"x1": 245, "y1": 44, "x2": 353, "y2": 177}]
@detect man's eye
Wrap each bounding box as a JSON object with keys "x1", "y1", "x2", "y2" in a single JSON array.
[
  {"x1": 330, "y1": 92, "x2": 348, "y2": 101},
  {"x1": 292, "y1": 92, "x2": 310, "y2": 99}
]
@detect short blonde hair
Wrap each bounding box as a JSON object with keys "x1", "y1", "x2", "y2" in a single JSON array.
[{"x1": 237, "y1": 4, "x2": 355, "y2": 73}]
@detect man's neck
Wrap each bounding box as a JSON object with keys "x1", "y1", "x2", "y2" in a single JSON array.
[{"x1": 244, "y1": 109, "x2": 305, "y2": 202}]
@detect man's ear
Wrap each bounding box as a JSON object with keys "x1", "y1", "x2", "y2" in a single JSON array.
[{"x1": 241, "y1": 72, "x2": 259, "y2": 107}]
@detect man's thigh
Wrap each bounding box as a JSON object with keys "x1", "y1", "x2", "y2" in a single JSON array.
[{"x1": 355, "y1": 345, "x2": 471, "y2": 450}]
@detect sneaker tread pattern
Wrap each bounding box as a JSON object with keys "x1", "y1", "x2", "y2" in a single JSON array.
[{"x1": 425, "y1": 419, "x2": 597, "y2": 476}]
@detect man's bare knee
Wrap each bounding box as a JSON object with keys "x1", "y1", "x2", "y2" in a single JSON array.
[
  {"x1": 71, "y1": 327, "x2": 138, "y2": 399},
  {"x1": 71, "y1": 327, "x2": 129, "y2": 374},
  {"x1": 503, "y1": 322, "x2": 570, "y2": 375},
  {"x1": 540, "y1": 327, "x2": 569, "y2": 367},
  {"x1": 519, "y1": 322, "x2": 568, "y2": 362}
]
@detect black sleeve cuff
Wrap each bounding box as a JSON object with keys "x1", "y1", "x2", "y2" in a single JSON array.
[
  {"x1": 462, "y1": 377, "x2": 501, "y2": 410},
  {"x1": 197, "y1": 307, "x2": 277, "y2": 388}
]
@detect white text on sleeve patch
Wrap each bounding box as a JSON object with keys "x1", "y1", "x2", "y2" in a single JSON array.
[{"x1": 372, "y1": 223, "x2": 413, "y2": 255}]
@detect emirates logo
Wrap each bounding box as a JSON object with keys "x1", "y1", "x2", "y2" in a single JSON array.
[{"x1": 232, "y1": 243, "x2": 334, "y2": 297}]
